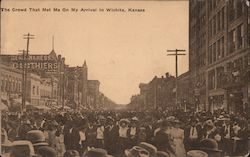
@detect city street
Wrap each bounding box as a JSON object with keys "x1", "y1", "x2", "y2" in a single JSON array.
[{"x1": 1, "y1": 0, "x2": 250, "y2": 157}]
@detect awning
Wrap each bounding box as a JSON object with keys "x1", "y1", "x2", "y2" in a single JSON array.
[
  {"x1": 26, "y1": 104, "x2": 50, "y2": 110},
  {"x1": 12, "y1": 98, "x2": 30, "y2": 105}
]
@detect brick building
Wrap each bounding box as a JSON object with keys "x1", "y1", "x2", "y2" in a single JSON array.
[{"x1": 189, "y1": 0, "x2": 250, "y2": 113}]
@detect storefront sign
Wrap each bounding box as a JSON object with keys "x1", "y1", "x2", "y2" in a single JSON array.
[{"x1": 1, "y1": 53, "x2": 60, "y2": 72}]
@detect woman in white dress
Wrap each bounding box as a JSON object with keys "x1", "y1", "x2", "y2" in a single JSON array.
[
  {"x1": 55, "y1": 128, "x2": 66, "y2": 157},
  {"x1": 171, "y1": 119, "x2": 186, "y2": 157}
]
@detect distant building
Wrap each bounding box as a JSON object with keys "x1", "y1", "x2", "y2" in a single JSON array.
[
  {"x1": 40, "y1": 76, "x2": 58, "y2": 107},
  {"x1": 129, "y1": 73, "x2": 176, "y2": 110},
  {"x1": 87, "y1": 80, "x2": 100, "y2": 108}
]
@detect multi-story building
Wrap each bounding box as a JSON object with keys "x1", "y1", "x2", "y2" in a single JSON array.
[
  {"x1": 87, "y1": 80, "x2": 100, "y2": 109},
  {"x1": 65, "y1": 61, "x2": 105, "y2": 110},
  {"x1": 189, "y1": 0, "x2": 250, "y2": 113},
  {"x1": 40, "y1": 76, "x2": 58, "y2": 107},
  {"x1": 129, "y1": 73, "x2": 176, "y2": 110},
  {"x1": 0, "y1": 62, "x2": 22, "y2": 107},
  {"x1": 0, "y1": 50, "x2": 66, "y2": 108},
  {"x1": 26, "y1": 73, "x2": 41, "y2": 106}
]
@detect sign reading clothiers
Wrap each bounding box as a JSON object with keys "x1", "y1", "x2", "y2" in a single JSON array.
[
  {"x1": 1, "y1": 52, "x2": 60, "y2": 73},
  {"x1": 11, "y1": 55, "x2": 58, "y2": 71}
]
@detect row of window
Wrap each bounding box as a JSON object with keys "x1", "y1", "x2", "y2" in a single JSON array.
[
  {"x1": 32, "y1": 85, "x2": 39, "y2": 95},
  {"x1": 208, "y1": 0, "x2": 221, "y2": 13},
  {"x1": 33, "y1": 85, "x2": 58, "y2": 98},
  {"x1": 208, "y1": 55, "x2": 250, "y2": 90},
  {"x1": 208, "y1": 36, "x2": 225, "y2": 64},
  {"x1": 1, "y1": 79, "x2": 21, "y2": 93},
  {"x1": 228, "y1": 0, "x2": 244, "y2": 22},
  {"x1": 228, "y1": 24, "x2": 245, "y2": 53},
  {"x1": 208, "y1": 7, "x2": 225, "y2": 39}
]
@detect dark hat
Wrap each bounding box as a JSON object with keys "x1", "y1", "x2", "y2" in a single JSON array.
[
  {"x1": 156, "y1": 151, "x2": 170, "y2": 157},
  {"x1": 187, "y1": 150, "x2": 208, "y2": 157},
  {"x1": 138, "y1": 142, "x2": 157, "y2": 157},
  {"x1": 26, "y1": 130, "x2": 49, "y2": 146},
  {"x1": 199, "y1": 139, "x2": 222, "y2": 152},
  {"x1": 10, "y1": 140, "x2": 37, "y2": 157},
  {"x1": 83, "y1": 148, "x2": 112, "y2": 157},
  {"x1": 64, "y1": 150, "x2": 80, "y2": 157},
  {"x1": 125, "y1": 146, "x2": 150, "y2": 157}
]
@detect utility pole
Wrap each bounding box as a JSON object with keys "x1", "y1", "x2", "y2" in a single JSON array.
[
  {"x1": 22, "y1": 33, "x2": 34, "y2": 113},
  {"x1": 167, "y1": 49, "x2": 186, "y2": 108},
  {"x1": 18, "y1": 49, "x2": 26, "y2": 114}
]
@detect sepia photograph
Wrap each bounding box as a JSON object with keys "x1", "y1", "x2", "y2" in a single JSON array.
[{"x1": 0, "y1": 0, "x2": 250, "y2": 157}]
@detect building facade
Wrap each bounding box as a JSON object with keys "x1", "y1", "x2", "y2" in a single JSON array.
[
  {"x1": 129, "y1": 73, "x2": 177, "y2": 110},
  {"x1": 0, "y1": 62, "x2": 22, "y2": 107},
  {"x1": 189, "y1": 0, "x2": 250, "y2": 113},
  {"x1": 0, "y1": 50, "x2": 66, "y2": 108}
]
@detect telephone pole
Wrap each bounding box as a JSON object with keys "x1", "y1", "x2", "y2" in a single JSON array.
[
  {"x1": 18, "y1": 50, "x2": 27, "y2": 114},
  {"x1": 22, "y1": 33, "x2": 34, "y2": 113},
  {"x1": 167, "y1": 49, "x2": 186, "y2": 108}
]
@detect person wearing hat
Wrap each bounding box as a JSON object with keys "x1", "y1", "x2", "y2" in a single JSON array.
[
  {"x1": 96, "y1": 116, "x2": 106, "y2": 148},
  {"x1": 85, "y1": 121, "x2": 97, "y2": 149},
  {"x1": 104, "y1": 116, "x2": 118, "y2": 156},
  {"x1": 83, "y1": 148, "x2": 113, "y2": 157},
  {"x1": 138, "y1": 142, "x2": 157, "y2": 157},
  {"x1": 117, "y1": 119, "x2": 130, "y2": 156},
  {"x1": 129, "y1": 116, "x2": 140, "y2": 148},
  {"x1": 26, "y1": 130, "x2": 57, "y2": 157},
  {"x1": 55, "y1": 126, "x2": 66, "y2": 157},
  {"x1": 198, "y1": 138, "x2": 222, "y2": 157},
  {"x1": 153, "y1": 120, "x2": 176, "y2": 157},
  {"x1": 184, "y1": 119, "x2": 202, "y2": 151},
  {"x1": 202, "y1": 120, "x2": 216, "y2": 139},
  {"x1": 186, "y1": 150, "x2": 208, "y2": 157},
  {"x1": 171, "y1": 119, "x2": 186, "y2": 157},
  {"x1": 10, "y1": 140, "x2": 41, "y2": 157},
  {"x1": 221, "y1": 116, "x2": 232, "y2": 156},
  {"x1": 63, "y1": 119, "x2": 81, "y2": 151},
  {"x1": 64, "y1": 150, "x2": 80, "y2": 157},
  {"x1": 124, "y1": 145, "x2": 150, "y2": 157}
]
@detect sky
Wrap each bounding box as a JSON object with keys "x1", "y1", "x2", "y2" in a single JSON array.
[{"x1": 1, "y1": 0, "x2": 189, "y2": 104}]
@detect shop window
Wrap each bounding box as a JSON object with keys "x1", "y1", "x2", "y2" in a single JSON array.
[{"x1": 33, "y1": 85, "x2": 35, "y2": 95}]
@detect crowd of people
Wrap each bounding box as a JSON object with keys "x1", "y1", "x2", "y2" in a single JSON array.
[{"x1": 1, "y1": 108, "x2": 250, "y2": 157}]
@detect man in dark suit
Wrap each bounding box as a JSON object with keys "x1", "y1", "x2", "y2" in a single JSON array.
[
  {"x1": 64, "y1": 120, "x2": 81, "y2": 151},
  {"x1": 184, "y1": 119, "x2": 203, "y2": 151},
  {"x1": 128, "y1": 117, "x2": 140, "y2": 148},
  {"x1": 26, "y1": 130, "x2": 57, "y2": 157},
  {"x1": 104, "y1": 116, "x2": 118, "y2": 156},
  {"x1": 153, "y1": 120, "x2": 176, "y2": 156}
]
